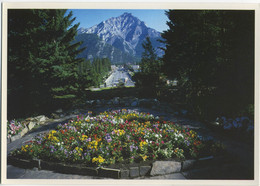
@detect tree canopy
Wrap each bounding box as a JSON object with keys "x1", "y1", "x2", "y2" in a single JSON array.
[
  {"x1": 8, "y1": 9, "x2": 85, "y2": 118},
  {"x1": 161, "y1": 10, "x2": 254, "y2": 119}
]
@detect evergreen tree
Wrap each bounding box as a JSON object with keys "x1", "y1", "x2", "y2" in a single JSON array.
[
  {"x1": 140, "y1": 37, "x2": 158, "y2": 74},
  {"x1": 8, "y1": 9, "x2": 84, "y2": 118},
  {"x1": 161, "y1": 10, "x2": 254, "y2": 119},
  {"x1": 133, "y1": 37, "x2": 164, "y2": 97}
]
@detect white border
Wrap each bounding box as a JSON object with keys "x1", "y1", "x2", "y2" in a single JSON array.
[{"x1": 1, "y1": 2, "x2": 260, "y2": 186}]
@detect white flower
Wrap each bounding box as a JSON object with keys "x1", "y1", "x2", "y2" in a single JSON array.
[{"x1": 57, "y1": 142, "x2": 60, "y2": 146}]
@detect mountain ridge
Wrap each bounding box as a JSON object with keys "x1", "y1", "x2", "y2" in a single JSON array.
[{"x1": 77, "y1": 12, "x2": 165, "y2": 63}]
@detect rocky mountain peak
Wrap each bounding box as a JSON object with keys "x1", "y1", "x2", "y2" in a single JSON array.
[{"x1": 77, "y1": 12, "x2": 165, "y2": 61}]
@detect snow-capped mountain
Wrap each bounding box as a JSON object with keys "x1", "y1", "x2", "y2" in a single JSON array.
[{"x1": 78, "y1": 12, "x2": 164, "y2": 61}]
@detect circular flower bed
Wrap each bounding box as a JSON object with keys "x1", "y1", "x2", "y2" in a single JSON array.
[{"x1": 11, "y1": 109, "x2": 223, "y2": 167}]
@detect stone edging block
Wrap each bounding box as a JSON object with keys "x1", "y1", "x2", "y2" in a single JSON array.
[{"x1": 150, "y1": 161, "x2": 181, "y2": 176}]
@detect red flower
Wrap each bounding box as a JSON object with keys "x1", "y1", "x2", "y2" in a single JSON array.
[
  {"x1": 156, "y1": 143, "x2": 159, "y2": 146},
  {"x1": 161, "y1": 141, "x2": 165, "y2": 144}
]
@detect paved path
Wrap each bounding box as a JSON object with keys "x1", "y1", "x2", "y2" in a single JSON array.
[{"x1": 6, "y1": 106, "x2": 254, "y2": 180}]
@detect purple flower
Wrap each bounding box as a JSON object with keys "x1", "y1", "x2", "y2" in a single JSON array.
[
  {"x1": 130, "y1": 145, "x2": 135, "y2": 152},
  {"x1": 105, "y1": 134, "x2": 112, "y2": 143},
  {"x1": 87, "y1": 138, "x2": 91, "y2": 142},
  {"x1": 184, "y1": 140, "x2": 190, "y2": 146}
]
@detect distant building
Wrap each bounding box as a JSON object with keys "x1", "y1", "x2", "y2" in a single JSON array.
[
  {"x1": 111, "y1": 65, "x2": 117, "y2": 71},
  {"x1": 132, "y1": 65, "x2": 140, "y2": 72}
]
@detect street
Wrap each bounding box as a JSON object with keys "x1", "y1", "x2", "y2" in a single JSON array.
[{"x1": 105, "y1": 67, "x2": 135, "y2": 87}]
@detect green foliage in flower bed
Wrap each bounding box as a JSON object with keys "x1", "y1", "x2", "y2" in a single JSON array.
[{"x1": 11, "y1": 109, "x2": 224, "y2": 167}]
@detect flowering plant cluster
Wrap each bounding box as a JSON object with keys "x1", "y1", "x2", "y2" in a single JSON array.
[
  {"x1": 215, "y1": 116, "x2": 254, "y2": 131},
  {"x1": 7, "y1": 120, "x2": 25, "y2": 139},
  {"x1": 12, "y1": 109, "x2": 222, "y2": 167}
]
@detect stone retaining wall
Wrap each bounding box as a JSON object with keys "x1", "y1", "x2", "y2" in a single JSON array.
[
  {"x1": 84, "y1": 97, "x2": 187, "y2": 116},
  {"x1": 7, "y1": 156, "x2": 214, "y2": 179}
]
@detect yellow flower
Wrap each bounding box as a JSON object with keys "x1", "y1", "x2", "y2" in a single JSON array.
[
  {"x1": 140, "y1": 141, "x2": 148, "y2": 149},
  {"x1": 81, "y1": 134, "x2": 88, "y2": 141},
  {"x1": 21, "y1": 145, "x2": 28, "y2": 152},
  {"x1": 98, "y1": 156, "x2": 105, "y2": 163},
  {"x1": 75, "y1": 147, "x2": 83, "y2": 152},
  {"x1": 141, "y1": 155, "x2": 148, "y2": 161},
  {"x1": 92, "y1": 157, "x2": 98, "y2": 163},
  {"x1": 92, "y1": 156, "x2": 105, "y2": 164}
]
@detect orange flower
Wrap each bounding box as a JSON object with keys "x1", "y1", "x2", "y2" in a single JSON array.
[{"x1": 194, "y1": 140, "x2": 201, "y2": 146}]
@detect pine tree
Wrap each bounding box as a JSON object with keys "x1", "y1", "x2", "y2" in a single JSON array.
[
  {"x1": 161, "y1": 10, "x2": 254, "y2": 119},
  {"x1": 8, "y1": 9, "x2": 85, "y2": 118},
  {"x1": 133, "y1": 37, "x2": 164, "y2": 97}
]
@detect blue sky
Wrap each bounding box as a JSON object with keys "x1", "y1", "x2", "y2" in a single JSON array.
[{"x1": 68, "y1": 9, "x2": 169, "y2": 32}]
